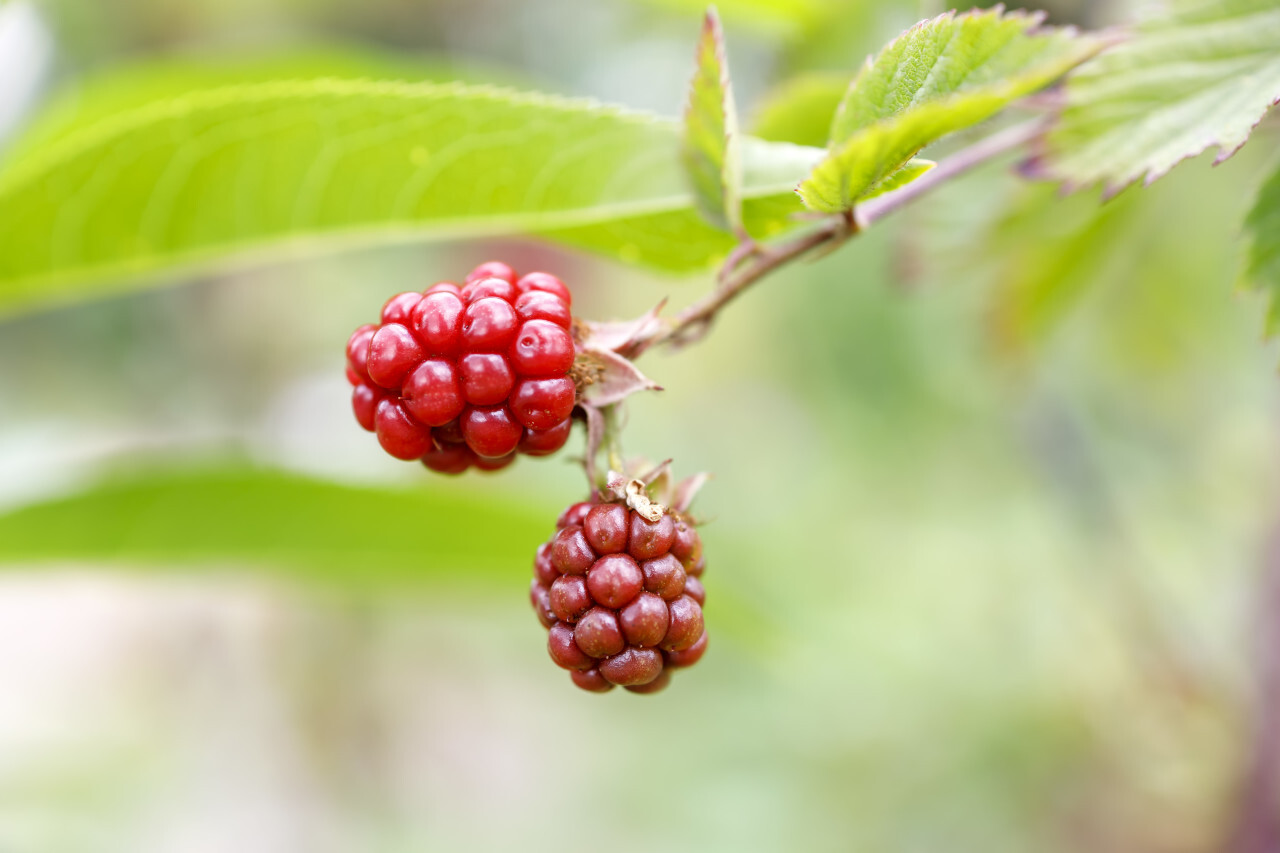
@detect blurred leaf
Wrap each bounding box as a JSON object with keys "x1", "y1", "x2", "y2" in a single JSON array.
[
  {"x1": 681, "y1": 7, "x2": 742, "y2": 233},
  {"x1": 749, "y1": 72, "x2": 847, "y2": 148},
  {"x1": 860, "y1": 157, "x2": 934, "y2": 201},
  {"x1": 1245, "y1": 160, "x2": 1280, "y2": 336},
  {"x1": 2, "y1": 45, "x2": 530, "y2": 166},
  {"x1": 0, "y1": 80, "x2": 821, "y2": 315},
  {"x1": 1039, "y1": 0, "x2": 1280, "y2": 195},
  {"x1": 798, "y1": 9, "x2": 1102, "y2": 213},
  {"x1": 0, "y1": 466, "x2": 550, "y2": 586},
  {"x1": 638, "y1": 0, "x2": 826, "y2": 38}
]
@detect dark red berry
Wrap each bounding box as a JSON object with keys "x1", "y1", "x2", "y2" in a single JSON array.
[
  {"x1": 641, "y1": 553, "x2": 686, "y2": 601},
  {"x1": 671, "y1": 519, "x2": 702, "y2": 566},
  {"x1": 515, "y1": 291, "x2": 572, "y2": 329},
  {"x1": 516, "y1": 271, "x2": 572, "y2": 306},
  {"x1": 461, "y1": 405, "x2": 522, "y2": 458},
  {"x1": 352, "y1": 384, "x2": 381, "y2": 432},
  {"x1": 510, "y1": 377, "x2": 576, "y2": 431},
  {"x1": 574, "y1": 607, "x2": 625, "y2": 658},
  {"x1": 518, "y1": 419, "x2": 573, "y2": 456},
  {"x1": 433, "y1": 418, "x2": 465, "y2": 445},
  {"x1": 586, "y1": 553, "x2": 643, "y2": 609},
  {"x1": 551, "y1": 526, "x2": 595, "y2": 575},
  {"x1": 466, "y1": 261, "x2": 517, "y2": 287},
  {"x1": 374, "y1": 399, "x2": 434, "y2": 460},
  {"x1": 549, "y1": 575, "x2": 591, "y2": 623},
  {"x1": 558, "y1": 502, "x2": 594, "y2": 529},
  {"x1": 461, "y1": 276, "x2": 518, "y2": 304},
  {"x1": 619, "y1": 592, "x2": 670, "y2": 647},
  {"x1": 688, "y1": 556, "x2": 706, "y2": 578},
  {"x1": 530, "y1": 581, "x2": 555, "y2": 629},
  {"x1": 683, "y1": 575, "x2": 706, "y2": 605},
  {"x1": 402, "y1": 359, "x2": 465, "y2": 426},
  {"x1": 533, "y1": 542, "x2": 559, "y2": 587},
  {"x1": 381, "y1": 291, "x2": 423, "y2": 326},
  {"x1": 570, "y1": 668, "x2": 614, "y2": 693},
  {"x1": 533, "y1": 498, "x2": 708, "y2": 693},
  {"x1": 624, "y1": 668, "x2": 671, "y2": 694},
  {"x1": 510, "y1": 320, "x2": 575, "y2": 377},
  {"x1": 662, "y1": 595, "x2": 704, "y2": 652},
  {"x1": 664, "y1": 630, "x2": 707, "y2": 669},
  {"x1": 367, "y1": 323, "x2": 425, "y2": 389},
  {"x1": 584, "y1": 504, "x2": 628, "y2": 554},
  {"x1": 410, "y1": 291, "x2": 464, "y2": 355},
  {"x1": 548, "y1": 622, "x2": 594, "y2": 671},
  {"x1": 629, "y1": 512, "x2": 676, "y2": 560},
  {"x1": 459, "y1": 353, "x2": 515, "y2": 406},
  {"x1": 422, "y1": 442, "x2": 472, "y2": 475},
  {"x1": 461, "y1": 297, "x2": 519, "y2": 352},
  {"x1": 599, "y1": 647, "x2": 663, "y2": 686}
]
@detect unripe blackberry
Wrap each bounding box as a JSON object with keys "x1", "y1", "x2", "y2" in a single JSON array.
[
  {"x1": 345, "y1": 263, "x2": 579, "y2": 473},
  {"x1": 531, "y1": 495, "x2": 707, "y2": 694}
]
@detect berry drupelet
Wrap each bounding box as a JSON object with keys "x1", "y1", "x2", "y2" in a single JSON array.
[
  {"x1": 345, "y1": 262, "x2": 578, "y2": 473},
  {"x1": 531, "y1": 497, "x2": 708, "y2": 693}
]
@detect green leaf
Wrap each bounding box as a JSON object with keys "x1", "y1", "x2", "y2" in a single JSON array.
[
  {"x1": 1040, "y1": 0, "x2": 1280, "y2": 195},
  {"x1": 798, "y1": 8, "x2": 1103, "y2": 213},
  {"x1": 1245, "y1": 161, "x2": 1280, "y2": 337},
  {"x1": 681, "y1": 6, "x2": 743, "y2": 233},
  {"x1": 749, "y1": 72, "x2": 849, "y2": 148},
  {"x1": 0, "y1": 80, "x2": 819, "y2": 316},
  {"x1": 0, "y1": 466, "x2": 548, "y2": 587},
  {"x1": 859, "y1": 157, "x2": 935, "y2": 201}
]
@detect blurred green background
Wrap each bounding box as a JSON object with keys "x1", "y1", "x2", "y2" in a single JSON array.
[{"x1": 0, "y1": 1, "x2": 1277, "y2": 851}]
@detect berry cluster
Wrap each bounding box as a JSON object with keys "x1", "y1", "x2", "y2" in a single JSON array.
[
  {"x1": 531, "y1": 498, "x2": 708, "y2": 693},
  {"x1": 345, "y1": 262, "x2": 579, "y2": 473}
]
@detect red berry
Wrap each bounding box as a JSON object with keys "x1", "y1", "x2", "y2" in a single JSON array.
[
  {"x1": 516, "y1": 271, "x2": 572, "y2": 306},
  {"x1": 461, "y1": 276, "x2": 518, "y2": 304},
  {"x1": 574, "y1": 607, "x2": 625, "y2": 658},
  {"x1": 586, "y1": 553, "x2": 643, "y2": 609},
  {"x1": 599, "y1": 647, "x2": 663, "y2": 686},
  {"x1": 570, "y1": 668, "x2": 614, "y2": 693},
  {"x1": 509, "y1": 377, "x2": 576, "y2": 431},
  {"x1": 345, "y1": 365, "x2": 362, "y2": 386},
  {"x1": 551, "y1": 526, "x2": 595, "y2": 575},
  {"x1": 466, "y1": 261, "x2": 517, "y2": 287},
  {"x1": 425, "y1": 281, "x2": 461, "y2": 296},
  {"x1": 641, "y1": 553, "x2": 686, "y2": 601},
  {"x1": 548, "y1": 622, "x2": 594, "y2": 671},
  {"x1": 662, "y1": 595, "x2": 704, "y2": 652},
  {"x1": 624, "y1": 668, "x2": 671, "y2": 694},
  {"x1": 351, "y1": 384, "x2": 381, "y2": 432},
  {"x1": 530, "y1": 581, "x2": 555, "y2": 629},
  {"x1": 558, "y1": 501, "x2": 595, "y2": 529},
  {"x1": 461, "y1": 405, "x2": 522, "y2": 458},
  {"x1": 367, "y1": 323, "x2": 425, "y2": 389},
  {"x1": 433, "y1": 418, "x2": 465, "y2": 445},
  {"x1": 473, "y1": 452, "x2": 516, "y2": 472},
  {"x1": 422, "y1": 442, "x2": 472, "y2": 474},
  {"x1": 629, "y1": 512, "x2": 676, "y2": 560},
  {"x1": 374, "y1": 399, "x2": 434, "y2": 460},
  {"x1": 459, "y1": 353, "x2": 515, "y2": 406},
  {"x1": 583, "y1": 504, "x2": 628, "y2": 554},
  {"x1": 402, "y1": 359, "x2": 465, "y2": 427},
  {"x1": 683, "y1": 575, "x2": 706, "y2": 605},
  {"x1": 688, "y1": 556, "x2": 706, "y2": 578},
  {"x1": 549, "y1": 575, "x2": 591, "y2": 623},
  {"x1": 511, "y1": 320, "x2": 575, "y2": 377},
  {"x1": 533, "y1": 543, "x2": 559, "y2": 587},
  {"x1": 619, "y1": 591, "x2": 669, "y2": 647},
  {"x1": 664, "y1": 630, "x2": 707, "y2": 669},
  {"x1": 346, "y1": 324, "x2": 377, "y2": 382},
  {"x1": 671, "y1": 519, "x2": 702, "y2": 567},
  {"x1": 461, "y1": 297, "x2": 519, "y2": 352},
  {"x1": 381, "y1": 291, "x2": 423, "y2": 325},
  {"x1": 410, "y1": 291, "x2": 464, "y2": 355},
  {"x1": 515, "y1": 291, "x2": 572, "y2": 329},
  {"x1": 519, "y1": 419, "x2": 573, "y2": 457}
]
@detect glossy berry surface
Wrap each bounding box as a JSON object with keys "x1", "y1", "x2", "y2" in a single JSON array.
[
  {"x1": 530, "y1": 498, "x2": 708, "y2": 694},
  {"x1": 345, "y1": 262, "x2": 578, "y2": 473}
]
